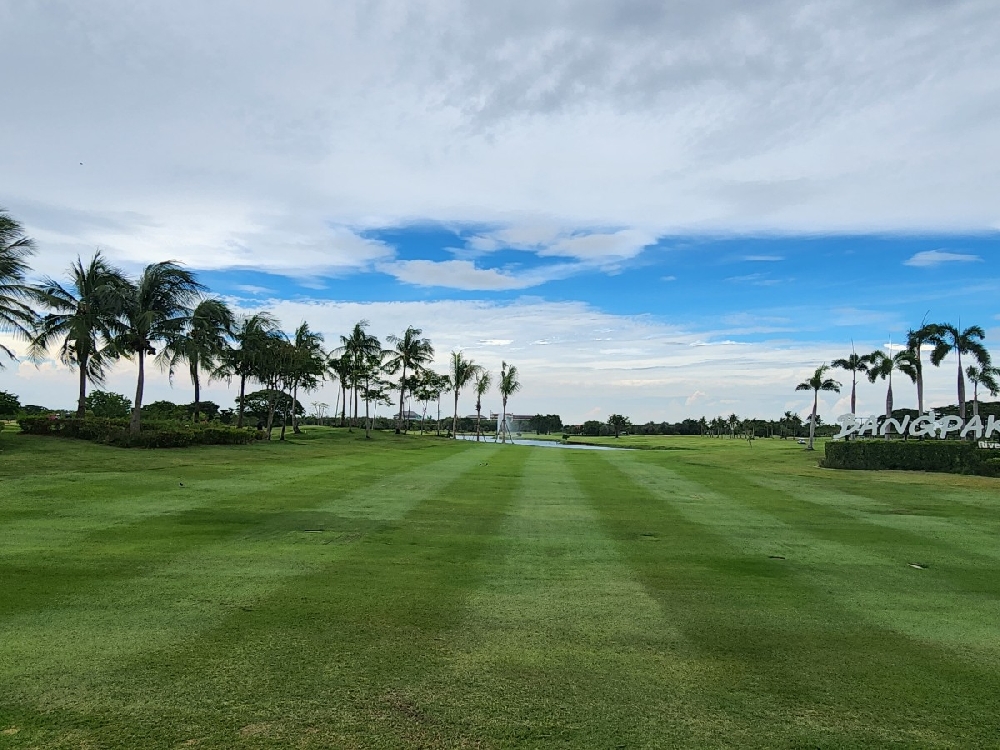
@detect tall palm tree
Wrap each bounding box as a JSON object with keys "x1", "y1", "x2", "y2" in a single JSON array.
[
  {"x1": 831, "y1": 350, "x2": 870, "y2": 415},
  {"x1": 866, "y1": 349, "x2": 918, "y2": 437},
  {"x1": 965, "y1": 363, "x2": 1000, "y2": 419},
  {"x1": 30, "y1": 253, "x2": 128, "y2": 416},
  {"x1": 116, "y1": 262, "x2": 205, "y2": 435},
  {"x1": 285, "y1": 322, "x2": 326, "y2": 437},
  {"x1": 473, "y1": 369, "x2": 492, "y2": 441},
  {"x1": 497, "y1": 360, "x2": 521, "y2": 444},
  {"x1": 217, "y1": 312, "x2": 280, "y2": 428},
  {"x1": 385, "y1": 326, "x2": 434, "y2": 434},
  {"x1": 930, "y1": 323, "x2": 990, "y2": 421},
  {"x1": 160, "y1": 297, "x2": 234, "y2": 422},
  {"x1": 0, "y1": 210, "x2": 37, "y2": 365},
  {"x1": 795, "y1": 364, "x2": 841, "y2": 450},
  {"x1": 337, "y1": 321, "x2": 381, "y2": 431},
  {"x1": 449, "y1": 351, "x2": 481, "y2": 438},
  {"x1": 906, "y1": 322, "x2": 941, "y2": 415},
  {"x1": 327, "y1": 353, "x2": 353, "y2": 428}
]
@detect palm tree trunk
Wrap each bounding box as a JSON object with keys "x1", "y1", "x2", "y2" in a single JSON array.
[
  {"x1": 279, "y1": 396, "x2": 289, "y2": 441},
  {"x1": 850, "y1": 372, "x2": 856, "y2": 415},
  {"x1": 364, "y1": 382, "x2": 372, "y2": 439},
  {"x1": 130, "y1": 350, "x2": 145, "y2": 436},
  {"x1": 292, "y1": 380, "x2": 301, "y2": 434},
  {"x1": 885, "y1": 382, "x2": 893, "y2": 441},
  {"x1": 396, "y1": 365, "x2": 406, "y2": 434},
  {"x1": 193, "y1": 372, "x2": 201, "y2": 423},
  {"x1": 77, "y1": 353, "x2": 89, "y2": 418},
  {"x1": 808, "y1": 390, "x2": 817, "y2": 450},
  {"x1": 476, "y1": 401, "x2": 482, "y2": 441},
  {"x1": 500, "y1": 397, "x2": 508, "y2": 443},
  {"x1": 452, "y1": 389, "x2": 460, "y2": 438},
  {"x1": 974, "y1": 382, "x2": 980, "y2": 418},
  {"x1": 916, "y1": 357, "x2": 925, "y2": 414},
  {"x1": 237, "y1": 374, "x2": 247, "y2": 428},
  {"x1": 957, "y1": 352, "x2": 967, "y2": 421}
]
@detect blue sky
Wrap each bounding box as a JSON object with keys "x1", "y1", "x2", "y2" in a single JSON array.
[{"x1": 3, "y1": 1, "x2": 1000, "y2": 422}]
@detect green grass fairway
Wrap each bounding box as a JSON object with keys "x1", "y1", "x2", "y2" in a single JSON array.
[{"x1": 3, "y1": 430, "x2": 1000, "y2": 748}]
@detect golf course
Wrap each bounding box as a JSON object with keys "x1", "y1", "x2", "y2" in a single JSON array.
[{"x1": 2, "y1": 429, "x2": 999, "y2": 748}]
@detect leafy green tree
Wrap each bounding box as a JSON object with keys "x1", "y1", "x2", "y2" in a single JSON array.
[
  {"x1": 30, "y1": 253, "x2": 129, "y2": 417},
  {"x1": 867, "y1": 349, "x2": 918, "y2": 436},
  {"x1": 607, "y1": 414, "x2": 630, "y2": 438},
  {"x1": 449, "y1": 351, "x2": 481, "y2": 438},
  {"x1": 385, "y1": 326, "x2": 434, "y2": 434},
  {"x1": 217, "y1": 312, "x2": 280, "y2": 428},
  {"x1": 795, "y1": 364, "x2": 841, "y2": 450},
  {"x1": 161, "y1": 297, "x2": 234, "y2": 422},
  {"x1": 966, "y1": 364, "x2": 1000, "y2": 419},
  {"x1": 930, "y1": 324, "x2": 990, "y2": 421},
  {"x1": 0, "y1": 390, "x2": 21, "y2": 417},
  {"x1": 0, "y1": 209, "x2": 37, "y2": 365},
  {"x1": 141, "y1": 400, "x2": 187, "y2": 421},
  {"x1": 187, "y1": 400, "x2": 220, "y2": 422},
  {"x1": 831, "y1": 351, "x2": 871, "y2": 415},
  {"x1": 85, "y1": 390, "x2": 131, "y2": 418},
  {"x1": 413, "y1": 369, "x2": 447, "y2": 434},
  {"x1": 497, "y1": 361, "x2": 521, "y2": 443},
  {"x1": 581, "y1": 420, "x2": 603, "y2": 436},
  {"x1": 116, "y1": 262, "x2": 205, "y2": 435},
  {"x1": 236, "y1": 389, "x2": 304, "y2": 425},
  {"x1": 473, "y1": 370, "x2": 492, "y2": 440}
]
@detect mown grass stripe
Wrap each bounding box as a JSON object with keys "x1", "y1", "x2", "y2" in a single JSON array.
[{"x1": 576, "y1": 450, "x2": 1000, "y2": 747}]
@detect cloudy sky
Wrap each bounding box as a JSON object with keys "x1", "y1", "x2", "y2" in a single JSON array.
[{"x1": 3, "y1": 0, "x2": 999, "y2": 423}]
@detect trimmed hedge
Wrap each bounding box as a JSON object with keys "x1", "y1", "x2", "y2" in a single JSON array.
[
  {"x1": 823, "y1": 439, "x2": 1000, "y2": 477},
  {"x1": 16, "y1": 416, "x2": 259, "y2": 448}
]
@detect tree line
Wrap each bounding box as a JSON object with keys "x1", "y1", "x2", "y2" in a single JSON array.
[
  {"x1": 0, "y1": 210, "x2": 522, "y2": 441},
  {"x1": 795, "y1": 323, "x2": 995, "y2": 449}
]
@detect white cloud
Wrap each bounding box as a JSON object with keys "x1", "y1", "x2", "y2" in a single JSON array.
[
  {"x1": 743, "y1": 255, "x2": 784, "y2": 262},
  {"x1": 685, "y1": 390, "x2": 707, "y2": 406},
  {"x1": 378, "y1": 259, "x2": 577, "y2": 290},
  {"x1": 6, "y1": 0, "x2": 1000, "y2": 281},
  {"x1": 903, "y1": 250, "x2": 983, "y2": 267}
]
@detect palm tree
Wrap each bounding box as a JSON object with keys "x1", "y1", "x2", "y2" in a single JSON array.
[
  {"x1": 965, "y1": 364, "x2": 1000, "y2": 419},
  {"x1": 795, "y1": 364, "x2": 841, "y2": 450},
  {"x1": 930, "y1": 323, "x2": 990, "y2": 421},
  {"x1": 30, "y1": 253, "x2": 128, "y2": 416},
  {"x1": 449, "y1": 351, "x2": 482, "y2": 438},
  {"x1": 337, "y1": 321, "x2": 382, "y2": 431},
  {"x1": 116, "y1": 262, "x2": 205, "y2": 435},
  {"x1": 285, "y1": 322, "x2": 326, "y2": 436},
  {"x1": 327, "y1": 353, "x2": 352, "y2": 428},
  {"x1": 160, "y1": 298, "x2": 234, "y2": 422},
  {"x1": 866, "y1": 349, "x2": 918, "y2": 437},
  {"x1": 217, "y1": 312, "x2": 280, "y2": 428},
  {"x1": 831, "y1": 350, "x2": 870, "y2": 415},
  {"x1": 497, "y1": 360, "x2": 521, "y2": 443},
  {"x1": 906, "y1": 322, "x2": 941, "y2": 414},
  {"x1": 385, "y1": 326, "x2": 434, "y2": 434},
  {"x1": 0, "y1": 210, "x2": 37, "y2": 365},
  {"x1": 473, "y1": 369, "x2": 492, "y2": 441}
]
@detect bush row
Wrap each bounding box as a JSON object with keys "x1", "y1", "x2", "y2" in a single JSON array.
[
  {"x1": 16, "y1": 416, "x2": 259, "y2": 449},
  {"x1": 823, "y1": 439, "x2": 1000, "y2": 477}
]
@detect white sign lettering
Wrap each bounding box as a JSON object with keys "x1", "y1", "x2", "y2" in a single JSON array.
[{"x1": 833, "y1": 411, "x2": 1000, "y2": 441}]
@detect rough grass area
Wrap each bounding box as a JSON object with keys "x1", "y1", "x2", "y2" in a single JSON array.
[{"x1": 2, "y1": 429, "x2": 999, "y2": 748}]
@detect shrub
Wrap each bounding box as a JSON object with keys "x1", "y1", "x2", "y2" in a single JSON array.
[
  {"x1": 16, "y1": 416, "x2": 258, "y2": 448},
  {"x1": 823, "y1": 439, "x2": 1000, "y2": 477}
]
